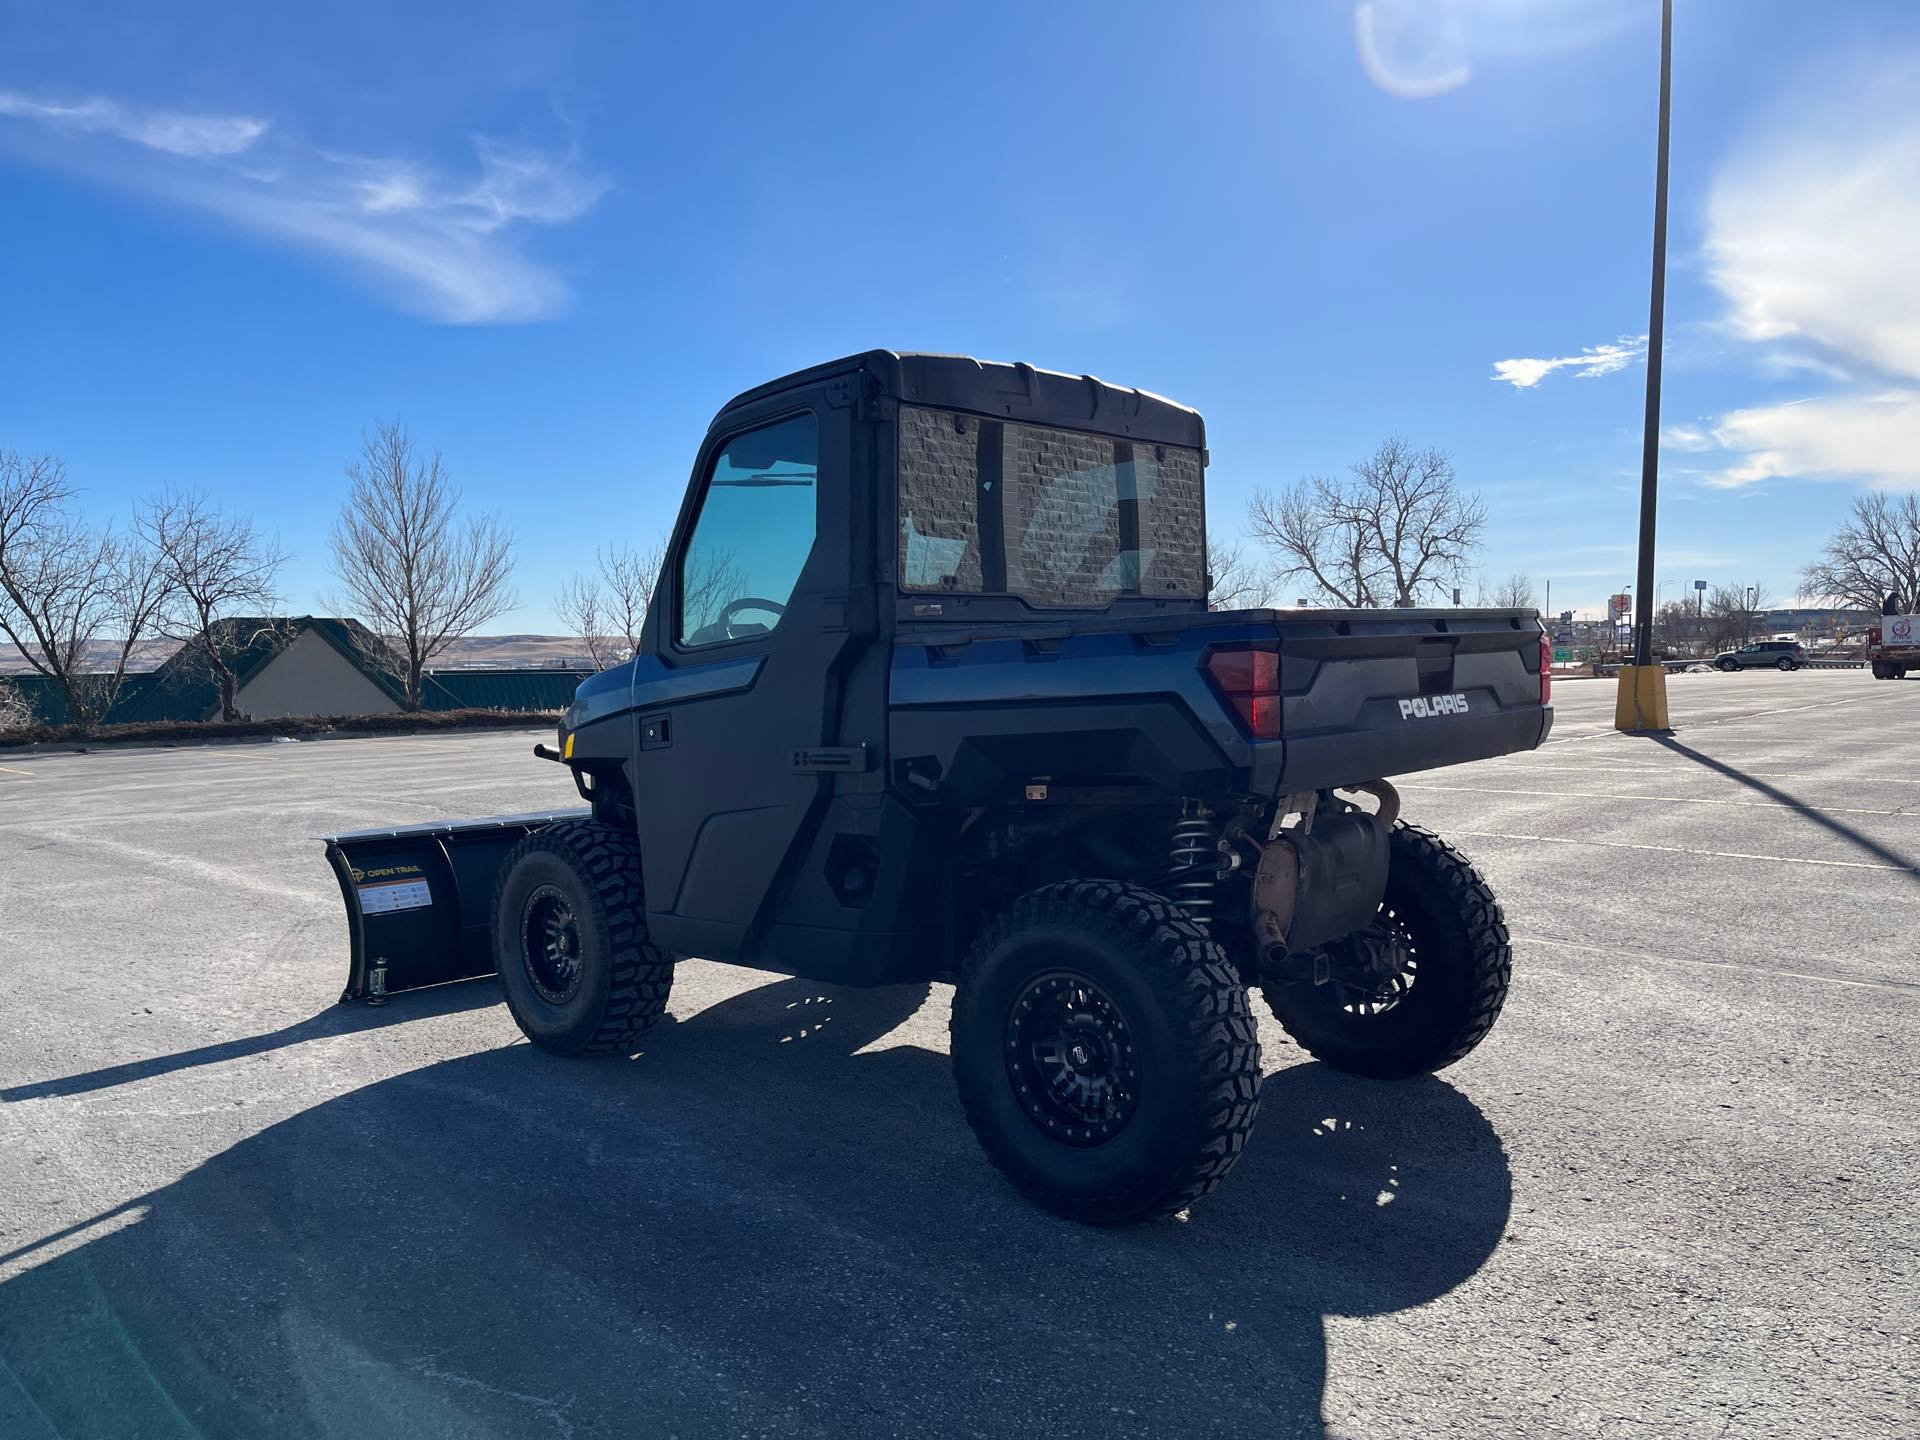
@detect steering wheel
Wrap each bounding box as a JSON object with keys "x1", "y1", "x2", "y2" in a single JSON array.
[{"x1": 718, "y1": 596, "x2": 788, "y2": 639}]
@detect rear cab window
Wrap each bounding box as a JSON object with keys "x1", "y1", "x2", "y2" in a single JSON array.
[{"x1": 897, "y1": 405, "x2": 1205, "y2": 608}]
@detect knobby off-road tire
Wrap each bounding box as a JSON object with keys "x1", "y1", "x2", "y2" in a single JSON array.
[
  {"x1": 1264, "y1": 823, "x2": 1510, "y2": 1079},
  {"x1": 494, "y1": 819, "x2": 673, "y2": 1056},
  {"x1": 951, "y1": 880, "x2": 1262, "y2": 1224}
]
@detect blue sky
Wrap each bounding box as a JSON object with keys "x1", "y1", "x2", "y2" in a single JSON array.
[{"x1": 2, "y1": 0, "x2": 1917, "y2": 628}]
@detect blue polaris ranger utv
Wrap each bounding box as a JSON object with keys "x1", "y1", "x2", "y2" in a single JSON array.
[{"x1": 325, "y1": 352, "x2": 1552, "y2": 1223}]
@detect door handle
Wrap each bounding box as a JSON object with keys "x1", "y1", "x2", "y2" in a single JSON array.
[{"x1": 791, "y1": 744, "x2": 871, "y2": 773}]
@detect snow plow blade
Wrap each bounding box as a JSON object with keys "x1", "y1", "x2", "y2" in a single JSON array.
[{"x1": 324, "y1": 810, "x2": 587, "y2": 1003}]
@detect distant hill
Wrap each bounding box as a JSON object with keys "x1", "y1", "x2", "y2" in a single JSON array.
[{"x1": 1, "y1": 633, "x2": 598, "y2": 675}]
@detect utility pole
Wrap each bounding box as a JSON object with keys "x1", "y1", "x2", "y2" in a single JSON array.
[{"x1": 1617, "y1": 0, "x2": 1674, "y2": 731}]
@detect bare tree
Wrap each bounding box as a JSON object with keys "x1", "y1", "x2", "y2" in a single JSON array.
[
  {"x1": 1480, "y1": 573, "x2": 1538, "y2": 610},
  {"x1": 1800, "y1": 492, "x2": 1920, "y2": 613},
  {"x1": 330, "y1": 423, "x2": 516, "y2": 709},
  {"x1": 0, "y1": 450, "x2": 169, "y2": 730},
  {"x1": 1705, "y1": 582, "x2": 1771, "y2": 652},
  {"x1": 141, "y1": 491, "x2": 288, "y2": 721},
  {"x1": 1206, "y1": 537, "x2": 1275, "y2": 611},
  {"x1": 555, "y1": 539, "x2": 665, "y2": 670},
  {"x1": 1654, "y1": 597, "x2": 1703, "y2": 656},
  {"x1": 0, "y1": 675, "x2": 32, "y2": 732},
  {"x1": 1247, "y1": 437, "x2": 1485, "y2": 607}
]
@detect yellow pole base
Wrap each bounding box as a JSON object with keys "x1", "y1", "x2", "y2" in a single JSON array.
[{"x1": 1614, "y1": 663, "x2": 1672, "y2": 732}]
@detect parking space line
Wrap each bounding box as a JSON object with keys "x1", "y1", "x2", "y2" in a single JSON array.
[
  {"x1": 1519, "y1": 934, "x2": 1918, "y2": 994},
  {"x1": 1450, "y1": 828, "x2": 1917, "y2": 873},
  {"x1": 1542, "y1": 688, "x2": 1911, "y2": 744},
  {"x1": 1401, "y1": 782, "x2": 1907, "y2": 816},
  {"x1": 0, "y1": 765, "x2": 30, "y2": 776}
]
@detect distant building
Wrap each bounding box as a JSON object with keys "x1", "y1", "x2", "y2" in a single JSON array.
[
  {"x1": 1757, "y1": 608, "x2": 1876, "y2": 643},
  {"x1": 6, "y1": 617, "x2": 587, "y2": 727}
]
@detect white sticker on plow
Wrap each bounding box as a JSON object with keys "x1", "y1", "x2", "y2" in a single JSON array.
[{"x1": 359, "y1": 878, "x2": 433, "y2": 914}]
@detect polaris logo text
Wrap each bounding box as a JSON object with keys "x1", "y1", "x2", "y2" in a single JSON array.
[{"x1": 1399, "y1": 693, "x2": 1469, "y2": 720}]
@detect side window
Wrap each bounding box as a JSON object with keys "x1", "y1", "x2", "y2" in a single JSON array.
[{"x1": 677, "y1": 413, "x2": 819, "y2": 647}]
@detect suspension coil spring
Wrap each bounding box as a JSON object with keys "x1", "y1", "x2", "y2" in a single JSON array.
[{"x1": 1169, "y1": 801, "x2": 1218, "y2": 929}]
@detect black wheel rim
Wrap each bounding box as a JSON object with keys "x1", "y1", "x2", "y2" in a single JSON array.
[
  {"x1": 1004, "y1": 971, "x2": 1139, "y2": 1146},
  {"x1": 521, "y1": 884, "x2": 584, "y2": 1005},
  {"x1": 1326, "y1": 904, "x2": 1419, "y2": 1017}
]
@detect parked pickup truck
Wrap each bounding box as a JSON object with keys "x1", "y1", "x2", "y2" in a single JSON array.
[{"x1": 323, "y1": 351, "x2": 1552, "y2": 1223}]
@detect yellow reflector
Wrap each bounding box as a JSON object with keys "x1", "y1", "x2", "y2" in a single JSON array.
[{"x1": 564, "y1": 732, "x2": 575, "y2": 759}]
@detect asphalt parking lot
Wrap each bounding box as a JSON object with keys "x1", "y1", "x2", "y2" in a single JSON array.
[{"x1": 1, "y1": 669, "x2": 1914, "y2": 1439}]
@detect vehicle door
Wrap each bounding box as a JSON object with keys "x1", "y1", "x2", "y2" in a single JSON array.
[{"x1": 627, "y1": 391, "x2": 874, "y2": 963}]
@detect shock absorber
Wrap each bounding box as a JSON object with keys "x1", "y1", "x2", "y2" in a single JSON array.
[{"x1": 1168, "y1": 800, "x2": 1218, "y2": 929}]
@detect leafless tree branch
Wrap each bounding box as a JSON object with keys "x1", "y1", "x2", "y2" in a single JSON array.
[
  {"x1": 1479, "y1": 573, "x2": 1537, "y2": 610},
  {"x1": 0, "y1": 675, "x2": 31, "y2": 732},
  {"x1": 0, "y1": 448, "x2": 168, "y2": 729},
  {"x1": 140, "y1": 490, "x2": 288, "y2": 721},
  {"x1": 328, "y1": 422, "x2": 517, "y2": 709},
  {"x1": 1800, "y1": 492, "x2": 1920, "y2": 614},
  {"x1": 554, "y1": 538, "x2": 665, "y2": 670},
  {"x1": 1205, "y1": 538, "x2": 1276, "y2": 611},
  {"x1": 1247, "y1": 438, "x2": 1483, "y2": 608},
  {"x1": 1704, "y1": 581, "x2": 1771, "y2": 652}
]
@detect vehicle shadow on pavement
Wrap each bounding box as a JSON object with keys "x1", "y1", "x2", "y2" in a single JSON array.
[
  {"x1": 0, "y1": 980, "x2": 502, "y2": 1103},
  {"x1": 0, "y1": 979, "x2": 1511, "y2": 1440},
  {"x1": 1644, "y1": 733, "x2": 1920, "y2": 882}
]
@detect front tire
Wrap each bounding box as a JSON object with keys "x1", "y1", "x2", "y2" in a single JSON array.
[
  {"x1": 494, "y1": 819, "x2": 673, "y2": 1055},
  {"x1": 952, "y1": 881, "x2": 1261, "y2": 1224},
  {"x1": 1719, "y1": 658, "x2": 1739, "y2": 672},
  {"x1": 1263, "y1": 824, "x2": 1510, "y2": 1079}
]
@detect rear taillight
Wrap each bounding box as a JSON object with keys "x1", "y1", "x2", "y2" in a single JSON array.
[
  {"x1": 1204, "y1": 645, "x2": 1282, "y2": 739},
  {"x1": 1540, "y1": 631, "x2": 1553, "y2": 707}
]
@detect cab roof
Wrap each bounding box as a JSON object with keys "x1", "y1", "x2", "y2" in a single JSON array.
[{"x1": 710, "y1": 350, "x2": 1207, "y2": 454}]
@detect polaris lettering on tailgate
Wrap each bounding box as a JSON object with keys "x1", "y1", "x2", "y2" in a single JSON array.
[{"x1": 1399, "y1": 693, "x2": 1470, "y2": 720}]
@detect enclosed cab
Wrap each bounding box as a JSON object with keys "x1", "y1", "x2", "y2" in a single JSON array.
[{"x1": 326, "y1": 351, "x2": 1551, "y2": 1223}]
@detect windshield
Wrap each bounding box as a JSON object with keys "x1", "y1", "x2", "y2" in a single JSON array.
[{"x1": 897, "y1": 405, "x2": 1205, "y2": 607}]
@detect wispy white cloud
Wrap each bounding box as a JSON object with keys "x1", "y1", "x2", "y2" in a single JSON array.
[
  {"x1": 1491, "y1": 335, "x2": 1645, "y2": 389},
  {"x1": 1661, "y1": 424, "x2": 1714, "y2": 453},
  {"x1": 1701, "y1": 392, "x2": 1920, "y2": 491},
  {"x1": 0, "y1": 90, "x2": 266, "y2": 157},
  {"x1": 1706, "y1": 116, "x2": 1920, "y2": 384},
  {"x1": 1690, "y1": 66, "x2": 1920, "y2": 489},
  {"x1": 0, "y1": 89, "x2": 608, "y2": 323}
]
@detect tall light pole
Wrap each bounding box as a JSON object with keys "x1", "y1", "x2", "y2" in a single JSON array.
[{"x1": 1618, "y1": 0, "x2": 1674, "y2": 730}]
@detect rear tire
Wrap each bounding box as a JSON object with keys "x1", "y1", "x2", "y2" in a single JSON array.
[
  {"x1": 952, "y1": 881, "x2": 1261, "y2": 1224},
  {"x1": 1263, "y1": 824, "x2": 1510, "y2": 1079},
  {"x1": 1777, "y1": 656, "x2": 1794, "y2": 671},
  {"x1": 494, "y1": 819, "x2": 673, "y2": 1055}
]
